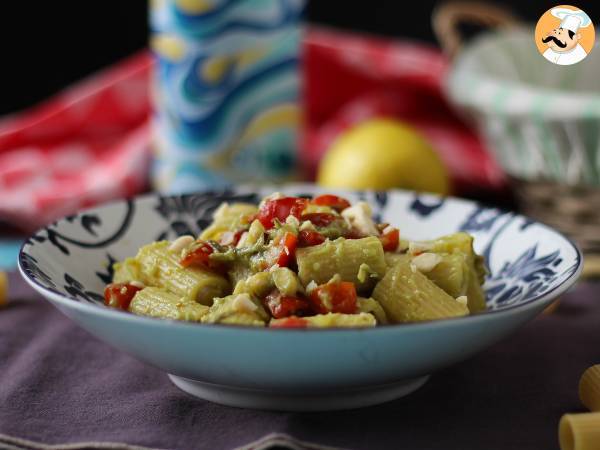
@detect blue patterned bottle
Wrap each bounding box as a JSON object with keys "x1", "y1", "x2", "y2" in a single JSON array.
[{"x1": 150, "y1": 0, "x2": 304, "y2": 192}]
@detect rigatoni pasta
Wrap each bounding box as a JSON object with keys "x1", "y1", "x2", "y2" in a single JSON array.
[
  {"x1": 103, "y1": 192, "x2": 487, "y2": 328},
  {"x1": 559, "y1": 412, "x2": 600, "y2": 450},
  {"x1": 373, "y1": 257, "x2": 469, "y2": 323},
  {"x1": 296, "y1": 236, "x2": 387, "y2": 292},
  {"x1": 129, "y1": 287, "x2": 209, "y2": 321},
  {"x1": 580, "y1": 365, "x2": 600, "y2": 412},
  {"x1": 135, "y1": 241, "x2": 229, "y2": 305}
]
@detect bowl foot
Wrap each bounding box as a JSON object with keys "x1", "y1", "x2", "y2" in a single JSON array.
[{"x1": 168, "y1": 374, "x2": 429, "y2": 411}]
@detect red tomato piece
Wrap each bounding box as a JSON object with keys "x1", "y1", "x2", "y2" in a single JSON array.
[
  {"x1": 180, "y1": 241, "x2": 223, "y2": 272},
  {"x1": 104, "y1": 283, "x2": 142, "y2": 310},
  {"x1": 312, "y1": 194, "x2": 351, "y2": 212},
  {"x1": 256, "y1": 197, "x2": 308, "y2": 229},
  {"x1": 270, "y1": 317, "x2": 309, "y2": 328},
  {"x1": 298, "y1": 230, "x2": 326, "y2": 247},
  {"x1": 379, "y1": 227, "x2": 400, "y2": 251},
  {"x1": 275, "y1": 232, "x2": 298, "y2": 267},
  {"x1": 300, "y1": 212, "x2": 337, "y2": 228},
  {"x1": 219, "y1": 229, "x2": 244, "y2": 246},
  {"x1": 264, "y1": 290, "x2": 312, "y2": 319},
  {"x1": 308, "y1": 281, "x2": 357, "y2": 314}
]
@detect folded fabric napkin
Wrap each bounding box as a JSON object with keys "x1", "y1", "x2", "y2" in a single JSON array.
[
  {"x1": 1, "y1": 272, "x2": 597, "y2": 450},
  {"x1": 0, "y1": 53, "x2": 152, "y2": 230}
]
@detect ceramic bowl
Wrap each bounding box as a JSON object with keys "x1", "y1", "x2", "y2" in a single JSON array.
[{"x1": 18, "y1": 185, "x2": 582, "y2": 411}]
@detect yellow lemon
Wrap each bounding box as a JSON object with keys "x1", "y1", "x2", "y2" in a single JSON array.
[{"x1": 317, "y1": 118, "x2": 450, "y2": 195}]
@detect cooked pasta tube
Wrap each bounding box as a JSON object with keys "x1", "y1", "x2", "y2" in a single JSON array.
[
  {"x1": 271, "y1": 267, "x2": 302, "y2": 296},
  {"x1": 199, "y1": 202, "x2": 258, "y2": 241},
  {"x1": 202, "y1": 293, "x2": 268, "y2": 326},
  {"x1": 135, "y1": 241, "x2": 230, "y2": 305},
  {"x1": 129, "y1": 287, "x2": 209, "y2": 321},
  {"x1": 357, "y1": 297, "x2": 388, "y2": 324},
  {"x1": 232, "y1": 271, "x2": 273, "y2": 298},
  {"x1": 410, "y1": 233, "x2": 487, "y2": 312},
  {"x1": 296, "y1": 237, "x2": 386, "y2": 292},
  {"x1": 372, "y1": 258, "x2": 469, "y2": 323},
  {"x1": 227, "y1": 262, "x2": 255, "y2": 289},
  {"x1": 424, "y1": 253, "x2": 468, "y2": 298},
  {"x1": 580, "y1": 365, "x2": 600, "y2": 412},
  {"x1": 240, "y1": 219, "x2": 265, "y2": 247},
  {"x1": 112, "y1": 257, "x2": 142, "y2": 284},
  {"x1": 270, "y1": 312, "x2": 377, "y2": 328},
  {"x1": 559, "y1": 412, "x2": 600, "y2": 450},
  {"x1": 384, "y1": 252, "x2": 407, "y2": 268}
]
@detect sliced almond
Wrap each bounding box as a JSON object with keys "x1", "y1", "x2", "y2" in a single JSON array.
[
  {"x1": 411, "y1": 252, "x2": 442, "y2": 272},
  {"x1": 232, "y1": 294, "x2": 258, "y2": 313},
  {"x1": 168, "y1": 235, "x2": 195, "y2": 253}
]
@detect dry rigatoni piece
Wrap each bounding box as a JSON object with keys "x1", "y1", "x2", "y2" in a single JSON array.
[
  {"x1": 559, "y1": 412, "x2": 600, "y2": 450},
  {"x1": 0, "y1": 272, "x2": 7, "y2": 307},
  {"x1": 580, "y1": 365, "x2": 600, "y2": 412},
  {"x1": 129, "y1": 287, "x2": 209, "y2": 321},
  {"x1": 372, "y1": 258, "x2": 469, "y2": 323},
  {"x1": 296, "y1": 236, "x2": 386, "y2": 292},
  {"x1": 135, "y1": 241, "x2": 230, "y2": 305}
]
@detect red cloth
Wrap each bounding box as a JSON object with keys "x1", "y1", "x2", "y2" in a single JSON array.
[
  {"x1": 0, "y1": 28, "x2": 503, "y2": 230},
  {"x1": 301, "y1": 27, "x2": 504, "y2": 193},
  {"x1": 0, "y1": 52, "x2": 152, "y2": 229}
]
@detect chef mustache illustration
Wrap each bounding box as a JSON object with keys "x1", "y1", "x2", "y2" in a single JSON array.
[
  {"x1": 540, "y1": 8, "x2": 592, "y2": 65},
  {"x1": 542, "y1": 29, "x2": 572, "y2": 49}
]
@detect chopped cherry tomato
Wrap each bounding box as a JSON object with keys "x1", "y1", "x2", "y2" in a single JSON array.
[
  {"x1": 256, "y1": 197, "x2": 308, "y2": 229},
  {"x1": 308, "y1": 281, "x2": 357, "y2": 314},
  {"x1": 300, "y1": 212, "x2": 337, "y2": 228},
  {"x1": 264, "y1": 232, "x2": 298, "y2": 268},
  {"x1": 379, "y1": 227, "x2": 400, "y2": 251},
  {"x1": 312, "y1": 194, "x2": 351, "y2": 212},
  {"x1": 264, "y1": 290, "x2": 312, "y2": 319},
  {"x1": 104, "y1": 283, "x2": 142, "y2": 310},
  {"x1": 180, "y1": 241, "x2": 223, "y2": 272},
  {"x1": 298, "y1": 230, "x2": 326, "y2": 247},
  {"x1": 270, "y1": 317, "x2": 309, "y2": 328},
  {"x1": 275, "y1": 232, "x2": 298, "y2": 267},
  {"x1": 219, "y1": 229, "x2": 244, "y2": 246}
]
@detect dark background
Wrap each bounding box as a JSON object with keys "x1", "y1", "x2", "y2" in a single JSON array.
[{"x1": 0, "y1": 0, "x2": 597, "y2": 115}]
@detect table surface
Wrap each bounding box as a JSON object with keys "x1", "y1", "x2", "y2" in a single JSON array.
[{"x1": 1, "y1": 271, "x2": 598, "y2": 450}]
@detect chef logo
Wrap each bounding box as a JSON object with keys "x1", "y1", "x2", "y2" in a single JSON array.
[{"x1": 535, "y1": 5, "x2": 594, "y2": 65}]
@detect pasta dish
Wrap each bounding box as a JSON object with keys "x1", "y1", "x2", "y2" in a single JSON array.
[{"x1": 103, "y1": 193, "x2": 487, "y2": 328}]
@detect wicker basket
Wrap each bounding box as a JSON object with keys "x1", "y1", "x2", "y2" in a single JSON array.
[{"x1": 434, "y1": 2, "x2": 600, "y2": 276}]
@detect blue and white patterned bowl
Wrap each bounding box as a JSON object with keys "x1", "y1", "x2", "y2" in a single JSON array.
[{"x1": 18, "y1": 185, "x2": 582, "y2": 411}]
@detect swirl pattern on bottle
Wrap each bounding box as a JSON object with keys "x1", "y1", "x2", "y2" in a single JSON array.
[{"x1": 151, "y1": 0, "x2": 304, "y2": 192}]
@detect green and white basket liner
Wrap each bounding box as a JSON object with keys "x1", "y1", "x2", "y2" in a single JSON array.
[
  {"x1": 446, "y1": 27, "x2": 600, "y2": 259},
  {"x1": 447, "y1": 27, "x2": 600, "y2": 186}
]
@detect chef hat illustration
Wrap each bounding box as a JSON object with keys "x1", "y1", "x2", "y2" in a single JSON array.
[{"x1": 551, "y1": 7, "x2": 592, "y2": 33}]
